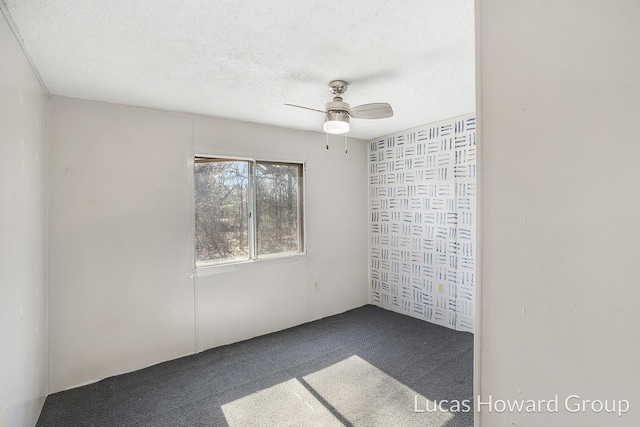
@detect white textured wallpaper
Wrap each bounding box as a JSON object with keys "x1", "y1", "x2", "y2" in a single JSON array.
[{"x1": 369, "y1": 114, "x2": 476, "y2": 332}]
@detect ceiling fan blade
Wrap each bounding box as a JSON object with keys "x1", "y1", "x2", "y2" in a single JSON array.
[
  {"x1": 284, "y1": 103, "x2": 327, "y2": 114},
  {"x1": 348, "y1": 103, "x2": 393, "y2": 119}
]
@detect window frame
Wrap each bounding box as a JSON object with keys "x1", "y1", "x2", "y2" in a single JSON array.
[{"x1": 194, "y1": 156, "x2": 305, "y2": 268}]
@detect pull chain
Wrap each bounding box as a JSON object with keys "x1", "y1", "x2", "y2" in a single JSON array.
[{"x1": 324, "y1": 133, "x2": 348, "y2": 152}]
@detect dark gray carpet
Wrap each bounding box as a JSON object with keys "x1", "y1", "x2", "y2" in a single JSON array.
[{"x1": 37, "y1": 305, "x2": 474, "y2": 427}]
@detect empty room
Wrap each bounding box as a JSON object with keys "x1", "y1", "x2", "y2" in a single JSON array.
[{"x1": 1, "y1": 1, "x2": 638, "y2": 427}]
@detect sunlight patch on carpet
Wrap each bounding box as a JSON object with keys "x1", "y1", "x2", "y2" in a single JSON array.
[
  {"x1": 303, "y1": 355, "x2": 455, "y2": 426},
  {"x1": 223, "y1": 355, "x2": 454, "y2": 426},
  {"x1": 222, "y1": 378, "x2": 343, "y2": 427}
]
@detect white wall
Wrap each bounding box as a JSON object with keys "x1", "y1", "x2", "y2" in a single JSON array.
[
  {"x1": 0, "y1": 8, "x2": 48, "y2": 427},
  {"x1": 478, "y1": 1, "x2": 640, "y2": 426},
  {"x1": 48, "y1": 96, "x2": 369, "y2": 392}
]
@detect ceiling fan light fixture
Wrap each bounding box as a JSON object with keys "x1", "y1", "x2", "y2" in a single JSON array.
[{"x1": 323, "y1": 111, "x2": 350, "y2": 134}]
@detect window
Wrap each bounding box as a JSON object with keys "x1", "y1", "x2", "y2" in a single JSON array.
[{"x1": 194, "y1": 157, "x2": 304, "y2": 266}]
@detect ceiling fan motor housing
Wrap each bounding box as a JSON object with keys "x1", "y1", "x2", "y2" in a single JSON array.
[
  {"x1": 325, "y1": 110, "x2": 350, "y2": 124},
  {"x1": 325, "y1": 99, "x2": 350, "y2": 114}
]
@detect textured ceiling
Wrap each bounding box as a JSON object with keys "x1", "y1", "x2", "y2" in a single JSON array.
[{"x1": 4, "y1": 0, "x2": 475, "y2": 140}]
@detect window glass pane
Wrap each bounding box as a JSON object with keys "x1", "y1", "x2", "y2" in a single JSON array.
[
  {"x1": 195, "y1": 160, "x2": 250, "y2": 265},
  {"x1": 255, "y1": 163, "x2": 301, "y2": 256}
]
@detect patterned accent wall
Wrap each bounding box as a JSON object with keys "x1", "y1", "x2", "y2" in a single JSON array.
[{"x1": 369, "y1": 114, "x2": 476, "y2": 332}]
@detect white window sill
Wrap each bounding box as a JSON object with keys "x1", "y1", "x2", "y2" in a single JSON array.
[{"x1": 195, "y1": 252, "x2": 307, "y2": 277}]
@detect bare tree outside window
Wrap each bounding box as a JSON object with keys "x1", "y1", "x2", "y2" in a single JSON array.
[
  {"x1": 255, "y1": 162, "x2": 302, "y2": 256},
  {"x1": 195, "y1": 157, "x2": 303, "y2": 266},
  {"x1": 195, "y1": 160, "x2": 250, "y2": 264}
]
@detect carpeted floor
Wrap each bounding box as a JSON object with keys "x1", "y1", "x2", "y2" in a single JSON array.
[{"x1": 37, "y1": 305, "x2": 474, "y2": 427}]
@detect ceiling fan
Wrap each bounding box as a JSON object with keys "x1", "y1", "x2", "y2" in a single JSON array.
[{"x1": 285, "y1": 80, "x2": 393, "y2": 135}]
